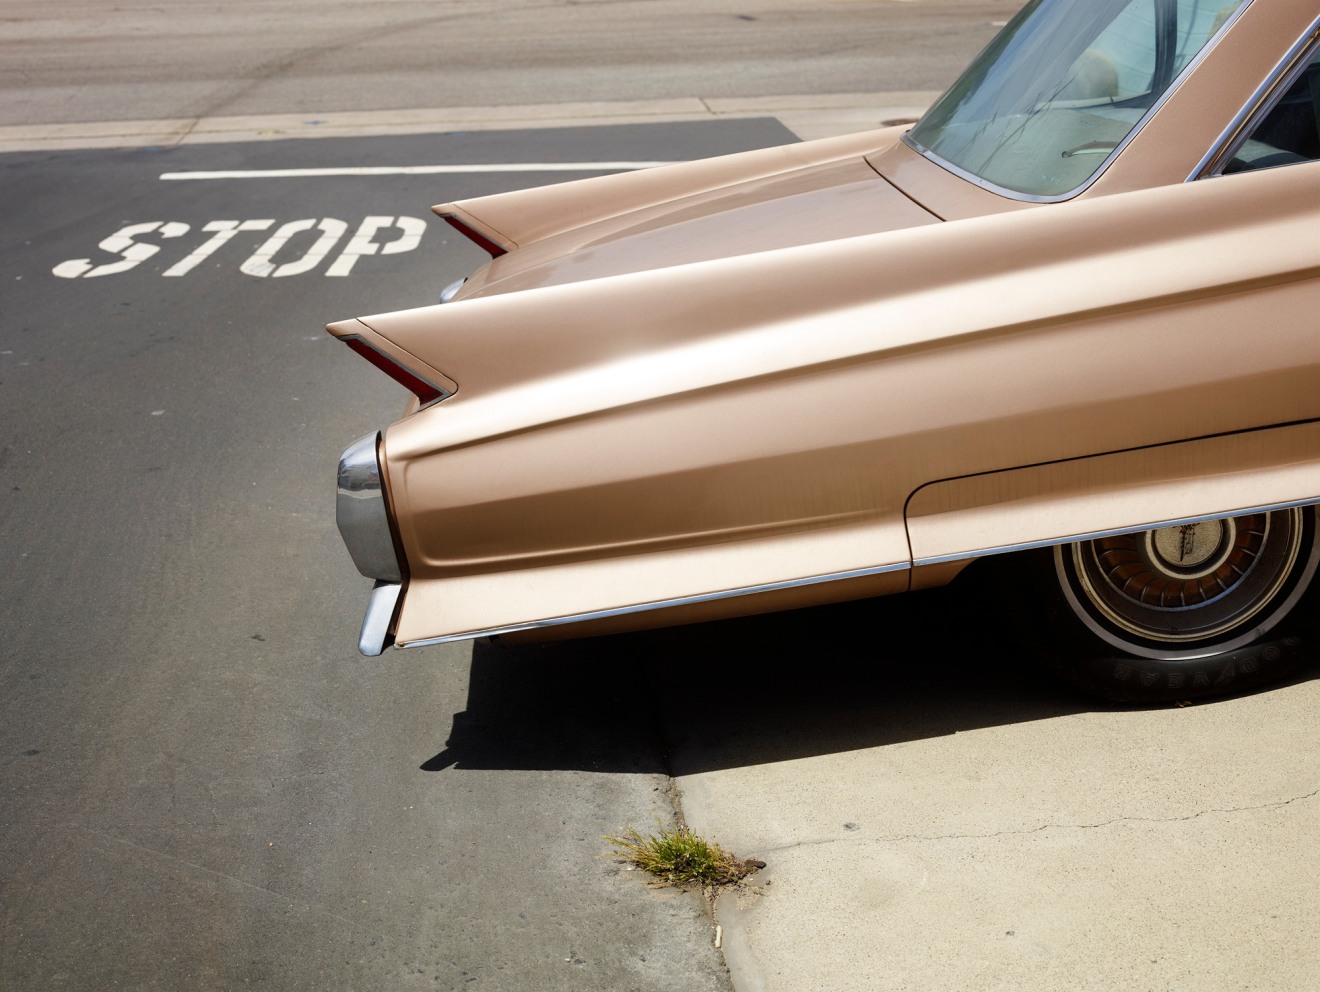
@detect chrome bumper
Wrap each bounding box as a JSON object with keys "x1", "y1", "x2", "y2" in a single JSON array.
[
  {"x1": 337, "y1": 432, "x2": 404, "y2": 656},
  {"x1": 357, "y1": 580, "x2": 403, "y2": 657}
]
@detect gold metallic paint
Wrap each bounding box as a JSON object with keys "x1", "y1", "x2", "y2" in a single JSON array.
[{"x1": 330, "y1": 0, "x2": 1320, "y2": 644}]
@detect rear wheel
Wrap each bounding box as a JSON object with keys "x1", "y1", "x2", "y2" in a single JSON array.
[{"x1": 1011, "y1": 506, "x2": 1320, "y2": 702}]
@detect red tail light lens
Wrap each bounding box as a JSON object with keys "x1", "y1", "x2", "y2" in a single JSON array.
[
  {"x1": 345, "y1": 337, "x2": 447, "y2": 405},
  {"x1": 441, "y1": 214, "x2": 508, "y2": 258}
]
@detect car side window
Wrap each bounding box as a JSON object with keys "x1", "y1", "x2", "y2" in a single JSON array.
[{"x1": 1224, "y1": 49, "x2": 1320, "y2": 173}]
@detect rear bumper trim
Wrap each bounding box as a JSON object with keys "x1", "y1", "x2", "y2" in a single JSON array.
[{"x1": 359, "y1": 580, "x2": 403, "y2": 656}]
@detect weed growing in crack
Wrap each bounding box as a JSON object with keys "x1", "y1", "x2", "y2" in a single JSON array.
[{"x1": 606, "y1": 825, "x2": 762, "y2": 888}]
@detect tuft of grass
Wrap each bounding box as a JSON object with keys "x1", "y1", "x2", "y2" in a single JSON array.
[{"x1": 605, "y1": 825, "x2": 761, "y2": 888}]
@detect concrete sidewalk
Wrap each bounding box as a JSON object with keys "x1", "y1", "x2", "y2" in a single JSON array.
[
  {"x1": 0, "y1": 91, "x2": 939, "y2": 152},
  {"x1": 648, "y1": 587, "x2": 1320, "y2": 992},
  {"x1": 685, "y1": 677, "x2": 1320, "y2": 991}
]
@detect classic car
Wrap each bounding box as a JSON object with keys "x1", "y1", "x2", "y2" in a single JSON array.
[{"x1": 331, "y1": 0, "x2": 1320, "y2": 702}]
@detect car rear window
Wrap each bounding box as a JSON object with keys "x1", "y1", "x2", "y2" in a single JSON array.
[{"x1": 907, "y1": 0, "x2": 1247, "y2": 199}]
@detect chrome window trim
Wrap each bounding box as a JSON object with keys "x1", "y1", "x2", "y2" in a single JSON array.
[
  {"x1": 1189, "y1": 16, "x2": 1320, "y2": 180},
  {"x1": 397, "y1": 560, "x2": 912, "y2": 649},
  {"x1": 903, "y1": 0, "x2": 1253, "y2": 203}
]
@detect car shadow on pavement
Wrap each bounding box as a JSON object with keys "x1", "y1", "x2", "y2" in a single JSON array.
[{"x1": 421, "y1": 570, "x2": 1098, "y2": 774}]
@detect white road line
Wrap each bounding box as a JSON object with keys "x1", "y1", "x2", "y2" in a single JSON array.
[{"x1": 158, "y1": 162, "x2": 681, "y2": 180}]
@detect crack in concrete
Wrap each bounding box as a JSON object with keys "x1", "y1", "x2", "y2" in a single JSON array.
[{"x1": 760, "y1": 787, "x2": 1320, "y2": 851}]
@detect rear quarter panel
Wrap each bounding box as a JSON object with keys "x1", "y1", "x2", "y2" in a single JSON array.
[{"x1": 353, "y1": 161, "x2": 1320, "y2": 643}]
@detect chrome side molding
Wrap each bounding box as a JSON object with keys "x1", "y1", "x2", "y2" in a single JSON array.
[
  {"x1": 912, "y1": 497, "x2": 1320, "y2": 568},
  {"x1": 397, "y1": 560, "x2": 911, "y2": 649}
]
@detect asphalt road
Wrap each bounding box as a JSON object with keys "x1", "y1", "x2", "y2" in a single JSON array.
[{"x1": 0, "y1": 120, "x2": 804, "y2": 991}]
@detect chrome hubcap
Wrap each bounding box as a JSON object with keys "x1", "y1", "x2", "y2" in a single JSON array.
[
  {"x1": 1059, "y1": 508, "x2": 1310, "y2": 654},
  {"x1": 1145, "y1": 519, "x2": 1233, "y2": 580}
]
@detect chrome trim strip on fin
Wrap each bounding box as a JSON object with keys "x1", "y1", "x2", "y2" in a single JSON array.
[
  {"x1": 911, "y1": 497, "x2": 1320, "y2": 568},
  {"x1": 397, "y1": 560, "x2": 911, "y2": 649},
  {"x1": 359, "y1": 580, "x2": 403, "y2": 656},
  {"x1": 440, "y1": 276, "x2": 467, "y2": 304}
]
